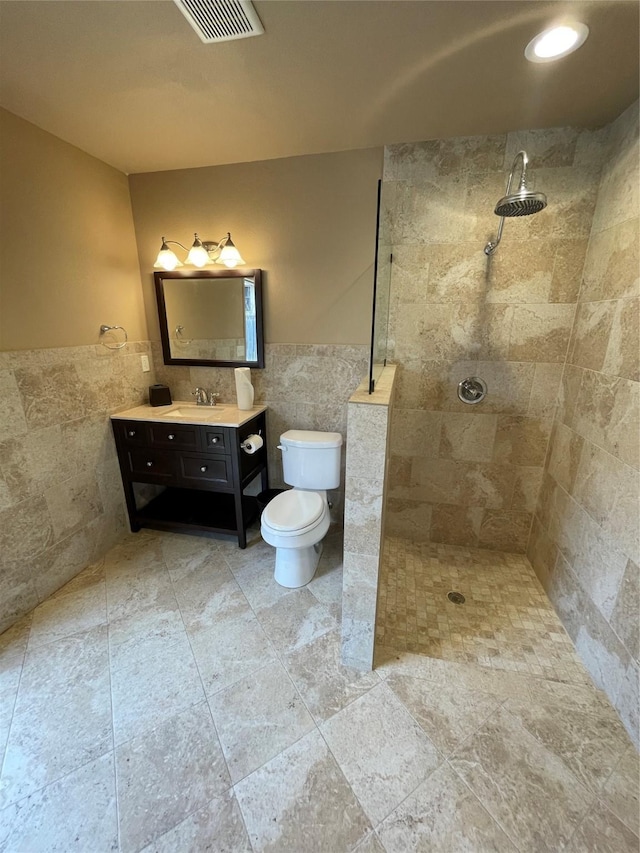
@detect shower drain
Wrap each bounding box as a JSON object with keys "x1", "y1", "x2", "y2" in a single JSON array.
[{"x1": 447, "y1": 591, "x2": 466, "y2": 605}]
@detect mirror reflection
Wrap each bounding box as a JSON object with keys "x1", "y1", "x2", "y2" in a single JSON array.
[{"x1": 154, "y1": 269, "x2": 264, "y2": 367}]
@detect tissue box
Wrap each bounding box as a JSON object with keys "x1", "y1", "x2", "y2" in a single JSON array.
[{"x1": 149, "y1": 384, "x2": 172, "y2": 406}]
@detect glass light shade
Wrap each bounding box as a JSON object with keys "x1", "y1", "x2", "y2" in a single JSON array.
[
  {"x1": 186, "y1": 234, "x2": 212, "y2": 268},
  {"x1": 186, "y1": 244, "x2": 211, "y2": 267},
  {"x1": 218, "y1": 234, "x2": 245, "y2": 268},
  {"x1": 154, "y1": 246, "x2": 182, "y2": 270},
  {"x1": 525, "y1": 22, "x2": 588, "y2": 63}
]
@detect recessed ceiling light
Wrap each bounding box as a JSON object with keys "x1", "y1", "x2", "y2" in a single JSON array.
[{"x1": 525, "y1": 23, "x2": 589, "y2": 63}]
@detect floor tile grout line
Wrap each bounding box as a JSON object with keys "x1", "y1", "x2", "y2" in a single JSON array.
[
  {"x1": 24, "y1": 586, "x2": 109, "y2": 655},
  {"x1": 591, "y1": 794, "x2": 640, "y2": 840},
  {"x1": 105, "y1": 576, "x2": 122, "y2": 853},
  {"x1": 446, "y1": 757, "x2": 526, "y2": 853},
  {"x1": 230, "y1": 724, "x2": 322, "y2": 791},
  {"x1": 0, "y1": 742, "x2": 115, "y2": 815},
  {"x1": 220, "y1": 541, "x2": 388, "y2": 730},
  {"x1": 561, "y1": 787, "x2": 602, "y2": 852},
  {"x1": 0, "y1": 644, "x2": 28, "y2": 793},
  {"x1": 313, "y1": 722, "x2": 378, "y2": 842},
  {"x1": 320, "y1": 678, "x2": 446, "y2": 829},
  {"x1": 131, "y1": 537, "x2": 248, "y2": 853},
  {"x1": 219, "y1": 541, "x2": 379, "y2": 845},
  {"x1": 219, "y1": 541, "x2": 371, "y2": 732},
  {"x1": 1, "y1": 624, "x2": 115, "y2": 813}
]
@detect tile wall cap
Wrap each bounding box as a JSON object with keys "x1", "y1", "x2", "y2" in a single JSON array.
[{"x1": 349, "y1": 365, "x2": 397, "y2": 407}]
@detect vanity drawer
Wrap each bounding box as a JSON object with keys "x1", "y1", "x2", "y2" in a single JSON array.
[
  {"x1": 148, "y1": 423, "x2": 200, "y2": 452},
  {"x1": 117, "y1": 420, "x2": 148, "y2": 446},
  {"x1": 127, "y1": 449, "x2": 177, "y2": 483},
  {"x1": 178, "y1": 453, "x2": 233, "y2": 489},
  {"x1": 202, "y1": 428, "x2": 229, "y2": 454}
]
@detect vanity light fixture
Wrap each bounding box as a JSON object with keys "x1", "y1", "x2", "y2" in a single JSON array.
[
  {"x1": 525, "y1": 22, "x2": 589, "y2": 63},
  {"x1": 153, "y1": 232, "x2": 245, "y2": 270}
]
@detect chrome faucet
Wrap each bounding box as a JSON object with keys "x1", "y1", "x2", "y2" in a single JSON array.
[{"x1": 192, "y1": 387, "x2": 219, "y2": 406}]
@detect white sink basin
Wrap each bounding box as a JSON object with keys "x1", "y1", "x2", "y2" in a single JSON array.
[{"x1": 159, "y1": 406, "x2": 229, "y2": 421}]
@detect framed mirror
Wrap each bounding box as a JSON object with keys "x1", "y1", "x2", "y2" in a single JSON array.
[{"x1": 154, "y1": 269, "x2": 264, "y2": 368}]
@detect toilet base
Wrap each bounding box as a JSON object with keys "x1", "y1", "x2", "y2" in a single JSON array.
[{"x1": 274, "y1": 542, "x2": 323, "y2": 588}]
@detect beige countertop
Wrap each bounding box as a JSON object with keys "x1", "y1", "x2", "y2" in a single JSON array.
[{"x1": 111, "y1": 402, "x2": 267, "y2": 428}]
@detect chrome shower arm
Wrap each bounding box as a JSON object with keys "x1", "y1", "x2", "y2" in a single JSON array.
[
  {"x1": 485, "y1": 217, "x2": 505, "y2": 255},
  {"x1": 507, "y1": 150, "x2": 529, "y2": 194},
  {"x1": 484, "y1": 150, "x2": 530, "y2": 256}
]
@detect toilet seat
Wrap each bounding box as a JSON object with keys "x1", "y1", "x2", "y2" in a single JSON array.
[{"x1": 262, "y1": 490, "x2": 325, "y2": 535}]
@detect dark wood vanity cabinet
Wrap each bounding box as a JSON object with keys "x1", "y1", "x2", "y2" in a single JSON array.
[{"x1": 111, "y1": 411, "x2": 268, "y2": 548}]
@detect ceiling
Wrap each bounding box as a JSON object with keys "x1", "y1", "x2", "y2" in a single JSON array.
[{"x1": 0, "y1": 1, "x2": 638, "y2": 175}]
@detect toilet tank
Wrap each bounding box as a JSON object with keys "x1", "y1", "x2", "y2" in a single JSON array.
[{"x1": 279, "y1": 430, "x2": 343, "y2": 489}]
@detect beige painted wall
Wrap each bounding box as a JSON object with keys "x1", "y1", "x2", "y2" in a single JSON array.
[
  {"x1": 0, "y1": 108, "x2": 147, "y2": 351},
  {"x1": 128, "y1": 148, "x2": 382, "y2": 345}
]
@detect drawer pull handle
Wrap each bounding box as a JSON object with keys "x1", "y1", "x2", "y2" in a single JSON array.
[
  {"x1": 146, "y1": 461, "x2": 153, "y2": 467},
  {"x1": 200, "y1": 465, "x2": 208, "y2": 473},
  {"x1": 128, "y1": 430, "x2": 136, "y2": 437},
  {"x1": 211, "y1": 437, "x2": 219, "y2": 444},
  {"x1": 167, "y1": 434, "x2": 175, "y2": 440}
]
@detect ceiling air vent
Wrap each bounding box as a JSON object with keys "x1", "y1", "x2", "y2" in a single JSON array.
[{"x1": 173, "y1": 0, "x2": 264, "y2": 44}]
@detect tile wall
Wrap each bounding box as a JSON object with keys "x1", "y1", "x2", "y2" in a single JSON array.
[
  {"x1": 0, "y1": 339, "x2": 369, "y2": 634},
  {"x1": 152, "y1": 342, "x2": 369, "y2": 524},
  {"x1": 0, "y1": 338, "x2": 368, "y2": 634},
  {"x1": 528, "y1": 101, "x2": 639, "y2": 746},
  {"x1": 342, "y1": 365, "x2": 396, "y2": 669},
  {"x1": 0, "y1": 341, "x2": 158, "y2": 632},
  {"x1": 382, "y1": 124, "x2": 608, "y2": 552}
]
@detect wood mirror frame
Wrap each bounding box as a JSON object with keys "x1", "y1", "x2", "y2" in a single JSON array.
[{"x1": 154, "y1": 269, "x2": 265, "y2": 368}]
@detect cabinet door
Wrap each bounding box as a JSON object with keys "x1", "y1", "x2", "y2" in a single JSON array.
[{"x1": 177, "y1": 454, "x2": 233, "y2": 489}]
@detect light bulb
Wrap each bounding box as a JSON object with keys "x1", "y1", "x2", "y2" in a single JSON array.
[
  {"x1": 186, "y1": 233, "x2": 212, "y2": 268},
  {"x1": 525, "y1": 22, "x2": 588, "y2": 63},
  {"x1": 218, "y1": 234, "x2": 245, "y2": 268},
  {"x1": 154, "y1": 244, "x2": 182, "y2": 270}
]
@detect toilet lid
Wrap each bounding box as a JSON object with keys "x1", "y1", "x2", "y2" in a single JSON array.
[{"x1": 263, "y1": 490, "x2": 325, "y2": 532}]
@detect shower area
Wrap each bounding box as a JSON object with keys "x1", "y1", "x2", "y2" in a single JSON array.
[{"x1": 372, "y1": 101, "x2": 639, "y2": 745}]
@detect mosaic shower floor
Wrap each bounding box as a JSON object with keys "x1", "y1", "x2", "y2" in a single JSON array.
[{"x1": 376, "y1": 537, "x2": 589, "y2": 684}]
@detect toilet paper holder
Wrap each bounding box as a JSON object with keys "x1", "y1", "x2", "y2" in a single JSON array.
[{"x1": 241, "y1": 429, "x2": 263, "y2": 453}]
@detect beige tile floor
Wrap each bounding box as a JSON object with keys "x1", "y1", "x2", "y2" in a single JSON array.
[
  {"x1": 0, "y1": 528, "x2": 638, "y2": 852},
  {"x1": 376, "y1": 536, "x2": 590, "y2": 683}
]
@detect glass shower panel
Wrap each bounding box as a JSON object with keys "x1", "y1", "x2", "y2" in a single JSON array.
[{"x1": 368, "y1": 179, "x2": 393, "y2": 392}]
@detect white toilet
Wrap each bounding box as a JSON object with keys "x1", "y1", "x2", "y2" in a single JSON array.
[{"x1": 261, "y1": 429, "x2": 343, "y2": 588}]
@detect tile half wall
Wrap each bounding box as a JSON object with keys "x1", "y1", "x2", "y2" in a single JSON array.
[{"x1": 0, "y1": 341, "x2": 157, "y2": 632}]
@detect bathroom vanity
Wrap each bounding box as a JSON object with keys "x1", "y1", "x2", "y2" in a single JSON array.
[{"x1": 111, "y1": 403, "x2": 268, "y2": 548}]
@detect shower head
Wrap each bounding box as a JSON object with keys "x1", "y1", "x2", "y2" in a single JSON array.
[
  {"x1": 494, "y1": 189, "x2": 547, "y2": 218},
  {"x1": 484, "y1": 151, "x2": 547, "y2": 255}
]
